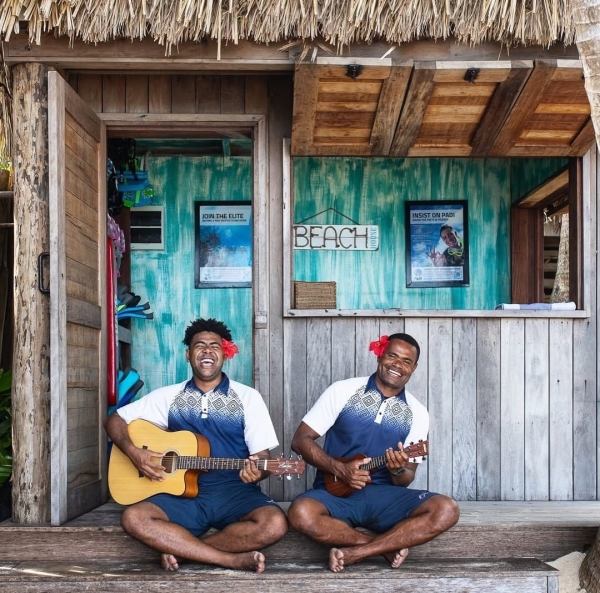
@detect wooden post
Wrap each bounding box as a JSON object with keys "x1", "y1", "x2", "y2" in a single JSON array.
[
  {"x1": 580, "y1": 529, "x2": 598, "y2": 592},
  {"x1": 11, "y1": 62, "x2": 51, "y2": 523}
]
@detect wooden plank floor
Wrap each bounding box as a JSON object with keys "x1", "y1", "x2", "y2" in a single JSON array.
[
  {"x1": 1, "y1": 500, "x2": 599, "y2": 565},
  {"x1": 0, "y1": 558, "x2": 558, "y2": 593}
]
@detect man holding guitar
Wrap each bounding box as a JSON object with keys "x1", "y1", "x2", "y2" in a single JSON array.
[
  {"x1": 104, "y1": 318, "x2": 288, "y2": 573},
  {"x1": 288, "y1": 332, "x2": 460, "y2": 572}
]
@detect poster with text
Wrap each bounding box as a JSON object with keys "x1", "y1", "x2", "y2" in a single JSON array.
[
  {"x1": 195, "y1": 201, "x2": 252, "y2": 288},
  {"x1": 405, "y1": 201, "x2": 469, "y2": 288}
]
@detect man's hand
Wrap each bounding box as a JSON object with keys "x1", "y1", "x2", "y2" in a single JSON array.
[
  {"x1": 240, "y1": 455, "x2": 264, "y2": 484},
  {"x1": 385, "y1": 442, "x2": 410, "y2": 473},
  {"x1": 129, "y1": 447, "x2": 166, "y2": 481},
  {"x1": 333, "y1": 457, "x2": 372, "y2": 490}
]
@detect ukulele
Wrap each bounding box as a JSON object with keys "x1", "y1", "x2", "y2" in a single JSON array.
[
  {"x1": 323, "y1": 440, "x2": 428, "y2": 497},
  {"x1": 108, "y1": 419, "x2": 306, "y2": 505}
]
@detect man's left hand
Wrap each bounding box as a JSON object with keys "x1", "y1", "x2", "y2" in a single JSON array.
[
  {"x1": 240, "y1": 455, "x2": 263, "y2": 483},
  {"x1": 385, "y1": 442, "x2": 409, "y2": 473}
]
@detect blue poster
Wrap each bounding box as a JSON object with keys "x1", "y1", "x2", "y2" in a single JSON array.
[
  {"x1": 195, "y1": 202, "x2": 252, "y2": 288},
  {"x1": 405, "y1": 201, "x2": 469, "y2": 288}
]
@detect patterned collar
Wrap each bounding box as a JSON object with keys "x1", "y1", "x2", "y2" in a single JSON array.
[
  {"x1": 184, "y1": 373, "x2": 230, "y2": 396},
  {"x1": 366, "y1": 373, "x2": 407, "y2": 404}
]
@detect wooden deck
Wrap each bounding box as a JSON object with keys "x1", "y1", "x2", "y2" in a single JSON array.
[{"x1": 1, "y1": 501, "x2": 599, "y2": 592}]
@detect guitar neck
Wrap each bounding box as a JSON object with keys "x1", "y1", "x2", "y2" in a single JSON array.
[{"x1": 178, "y1": 456, "x2": 268, "y2": 471}]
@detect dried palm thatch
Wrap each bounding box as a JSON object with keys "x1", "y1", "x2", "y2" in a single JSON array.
[
  {"x1": 0, "y1": 0, "x2": 578, "y2": 161},
  {"x1": 0, "y1": 1, "x2": 577, "y2": 49}
]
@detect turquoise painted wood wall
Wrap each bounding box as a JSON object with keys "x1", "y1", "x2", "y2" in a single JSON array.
[
  {"x1": 293, "y1": 157, "x2": 566, "y2": 310},
  {"x1": 130, "y1": 155, "x2": 253, "y2": 396},
  {"x1": 509, "y1": 158, "x2": 568, "y2": 203}
]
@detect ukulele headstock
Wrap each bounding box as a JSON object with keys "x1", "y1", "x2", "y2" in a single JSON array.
[{"x1": 403, "y1": 439, "x2": 428, "y2": 461}]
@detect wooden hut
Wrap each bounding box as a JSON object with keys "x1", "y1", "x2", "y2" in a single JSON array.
[{"x1": 1, "y1": 2, "x2": 600, "y2": 590}]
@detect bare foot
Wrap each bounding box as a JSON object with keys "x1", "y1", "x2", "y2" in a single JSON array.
[
  {"x1": 232, "y1": 551, "x2": 265, "y2": 573},
  {"x1": 383, "y1": 548, "x2": 408, "y2": 568},
  {"x1": 161, "y1": 553, "x2": 179, "y2": 571},
  {"x1": 329, "y1": 548, "x2": 346, "y2": 573}
]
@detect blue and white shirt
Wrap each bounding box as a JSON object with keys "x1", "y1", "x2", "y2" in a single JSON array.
[
  {"x1": 302, "y1": 374, "x2": 428, "y2": 487},
  {"x1": 117, "y1": 374, "x2": 279, "y2": 485}
]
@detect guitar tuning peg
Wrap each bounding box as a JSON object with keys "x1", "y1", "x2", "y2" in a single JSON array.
[
  {"x1": 410, "y1": 441, "x2": 414, "y2": 445},
  {"x1": 285, "y1": 474, "x2": 292, "y2": 481},
  {"x1": 277, "y1": 475, "x2": 283, "y2": 481},
  {"x1": 422, "y1": 456, "x2": 427, "y2": 461},
  {"x1": 297, "y1": 474, "x2": 301, "y2": 479}
]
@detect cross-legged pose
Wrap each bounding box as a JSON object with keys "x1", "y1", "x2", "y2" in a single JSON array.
[
  {"x1": 105, "y1": 318, "x2": 288, "y2": 573},
  {"x1": 288, "y1": 332, "x2": 459, "y2": 572}
]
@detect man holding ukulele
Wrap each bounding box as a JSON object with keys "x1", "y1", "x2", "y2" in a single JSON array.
[{"x1": 288, "y1": 332, "x2": 459, "y2": 572}]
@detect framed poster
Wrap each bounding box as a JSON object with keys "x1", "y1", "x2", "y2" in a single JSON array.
[
  {"x1": 405, "y1": 200, "x2": 469, "y2": 288},
  {"x1": 195, "y1": 201, "x2": 252, "y2": 289}
]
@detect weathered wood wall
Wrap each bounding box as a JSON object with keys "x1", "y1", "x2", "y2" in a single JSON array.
[
  {"x1": 72, "y1": 73, "x2": 598, "y2": 504},
  {"x1": 281, "y1": 315, "x2": 598, "y2": 502}
]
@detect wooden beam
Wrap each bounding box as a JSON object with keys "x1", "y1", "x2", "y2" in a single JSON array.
[
  {"x1": 6, "y1": 35, "x2": 295, "y2": 71},
  {"x1": 6, "y1": 34, "x2": 580, "y2": 70},
  {"x1": 515, "y1": 169, "x2": 569, "y2": 208},
  {"x1": 489, "y1": 62, "x2": 557, "y2": 156},
  {"x1": 569, "y1": 118, "x2": 596, "y2": 156},
  {"x1": 291, "y1": 64, "x2": 320, "y2": 155},
  {"x1": 569, "y1": 158, "x2": 583, "y2": 308},
  {"x1": 470, "y1": 63, "x2": 532, "y2": 157},
  {"x1": 390, "y1": 63, "x2": 436, "y2": 156},
  {"x1": 12, "y1": 62, "x2": 52, "y2": 523},
  {"x1": 370, "y1": 62, "x2": 413, "y2": 155}
]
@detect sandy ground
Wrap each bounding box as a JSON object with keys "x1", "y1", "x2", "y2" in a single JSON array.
[{"x1": 548, "y1": 552, "x2": 587, "y2": 593}]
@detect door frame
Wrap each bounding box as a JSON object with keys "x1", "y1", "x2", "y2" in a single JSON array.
[{"x1": 98, "y1": 113, "x2": 270, "y2": 393}]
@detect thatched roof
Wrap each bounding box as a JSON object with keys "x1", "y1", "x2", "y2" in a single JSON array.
[
  {"x1": 0, "y1": 1, "x2": 578, "y2": 161},
  {"x1": 0, "y1": 1, "x2": 576, "y2": 49}
]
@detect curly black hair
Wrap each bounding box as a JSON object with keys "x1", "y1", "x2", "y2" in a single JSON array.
[{"x1": 182, "y1": 318, "x2": 233, "y2": 346}]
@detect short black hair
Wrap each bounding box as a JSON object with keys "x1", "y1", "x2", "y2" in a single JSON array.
[
  {"x1": 440, "y1": 224, "x2": 454, "y2": 236},
  {"x1": 183, "y1": 318, "x2": 232, "y2": 346},
  {"x1": 388, "y1": 332, "x2": 420, "y2": 362}
]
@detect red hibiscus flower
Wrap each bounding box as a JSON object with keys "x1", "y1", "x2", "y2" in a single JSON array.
[
  {"x1": 369, "y1": 335, "x2": 389, "y2": 357},
  {"x1": 222, "y1": 338, "x2": 239, "y2": 359}
]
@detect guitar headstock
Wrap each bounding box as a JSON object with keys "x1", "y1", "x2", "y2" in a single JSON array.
[
  {"x1": 403, "y1": 439, "x2": 428, "y2": 461},
  {"x1": 267, "y1": 456, "x2": 306, "y2": 476}
]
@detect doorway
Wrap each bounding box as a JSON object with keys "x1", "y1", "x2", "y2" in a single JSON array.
[{"x1": 113, "y1": 137, "x2": 255, "y2": 394}]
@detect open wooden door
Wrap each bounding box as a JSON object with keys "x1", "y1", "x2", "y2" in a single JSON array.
[{"x1": 48, "y1": 71, "x2": 107, "y2": 525}]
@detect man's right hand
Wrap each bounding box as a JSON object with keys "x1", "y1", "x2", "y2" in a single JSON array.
[
  {"x1": 333, "y1": 457, "x2": 372, "y2": 490},
  {"x1": 128, "y1": 447, "x2": 166, "y2": 481}
]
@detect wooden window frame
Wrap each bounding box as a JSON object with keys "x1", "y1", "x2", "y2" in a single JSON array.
[{"x1": 511, "y1": 159, "x2": 582, "y2": 308}]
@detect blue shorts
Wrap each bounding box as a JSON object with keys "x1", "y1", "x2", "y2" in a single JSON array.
[
  {"x1": 147, "y1": 481, "x2": 279, "y2": 536},
  {"x1": 295, "y1": 485, "x2": 437, "y2": 533}
]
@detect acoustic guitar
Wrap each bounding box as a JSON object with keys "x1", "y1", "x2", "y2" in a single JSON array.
[
  {"x1": 324, "y1": 440, "x2": 428, "y2": 497},
  {"x1": 108, "y1": 419, "x2": 306, "y2": 505}
]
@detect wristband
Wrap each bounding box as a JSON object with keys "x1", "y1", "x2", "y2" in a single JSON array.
[{"x1": 389, "y1": 466, "x2": 413, "y2": 477}]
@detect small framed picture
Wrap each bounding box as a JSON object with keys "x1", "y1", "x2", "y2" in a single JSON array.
[{"x1": 405, "y1": 200, "x2": 469, "y2": 288}]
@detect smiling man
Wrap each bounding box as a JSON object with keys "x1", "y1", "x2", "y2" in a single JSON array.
[
  {"x1": 288, "y1": 332, "x2": 459, "y2": 572},
  {"x1": 104, "y1": 318, "x2": 287, "y2": 573}
]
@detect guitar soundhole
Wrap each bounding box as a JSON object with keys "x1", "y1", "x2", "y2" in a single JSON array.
[{"x1": 162, "y1": 450, "x2": 178, "y2": 474}]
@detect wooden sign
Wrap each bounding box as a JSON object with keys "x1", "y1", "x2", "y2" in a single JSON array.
[{"x1": 293, "y1": 224, "x2": 379, "y2": 251}]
